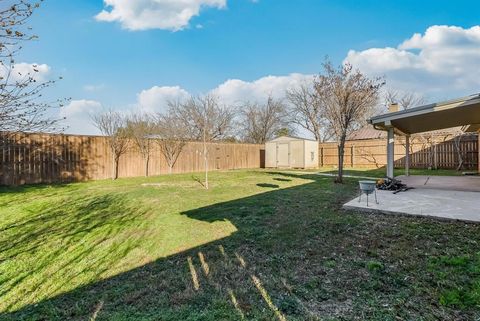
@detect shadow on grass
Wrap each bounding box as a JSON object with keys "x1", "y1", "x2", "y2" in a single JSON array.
[
  {"x1": 256, "y1": 183, "x2": 279, "y2": 188},
  {"x1": 0, "y1": 171, "x2": 478, "y2": 320}
]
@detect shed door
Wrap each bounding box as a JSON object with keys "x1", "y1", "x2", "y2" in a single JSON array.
[{"x1": 277, "y1": 143, "x2": 289, "y2": 167}]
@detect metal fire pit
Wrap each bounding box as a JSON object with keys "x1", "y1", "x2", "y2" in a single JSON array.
[
  {"x1": 358, "y1": 180, "x2": 378, "y2": 207},
  {"x1": 377, "y1": 177, "x2": 413, "y2": 194}
]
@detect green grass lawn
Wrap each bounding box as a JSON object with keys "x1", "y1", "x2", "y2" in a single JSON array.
[{"x1": 1, "y1": 170, "x2": 479, "y2": 321}]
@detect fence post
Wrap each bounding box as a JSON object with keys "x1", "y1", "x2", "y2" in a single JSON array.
[
  {"x1": 320, "y1": 147, "x2": 324, "y2": 167},
  {"x1": 351, "y1": 146, "x2": 355, "y2": 168}
]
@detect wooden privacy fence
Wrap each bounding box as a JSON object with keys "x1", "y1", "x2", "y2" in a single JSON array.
[
  {"x1": 0, "y1": 132, "x2": 265, "y2": 186},
  {"x1": 319, "y1": 134, "x2": 479, "y2": 170}
]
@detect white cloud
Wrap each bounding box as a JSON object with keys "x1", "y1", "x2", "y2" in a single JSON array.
[
  {"x1": 345, "y1": 25, "x2": 480, "y2": 97},
  {"x1": 134, "y1": 74, "x2": 313, "y2": 114},
  {"x1": 60, "y1": 100, "x2": 103, "y2": 135},
  {"x1": 84, "y1": 84, "x2": 106, "y2": 92},
  {"x1": 212, "y1": 73, "x2": 314, "y2": 105},
  {"x1": 95, "y1": 0, "x2": 226, "y2": 31},
  {"x1": 137, "y1": 85, "x2": 190, "y2": 113},
  {"x1": 0, "y1": 62, "x2": 50, "y2": 82},
  {"x1": 136, "y1": 74, "x2": 313, "y2": 110}
]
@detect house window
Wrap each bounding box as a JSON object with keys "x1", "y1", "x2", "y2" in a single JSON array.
[{"x1": 311, "y1": 151, "x2": 315, "y2": 161}]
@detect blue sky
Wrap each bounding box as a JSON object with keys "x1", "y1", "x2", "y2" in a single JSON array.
[{"x1": 18, "y1": 0, "x2": 480, "y2": 134}]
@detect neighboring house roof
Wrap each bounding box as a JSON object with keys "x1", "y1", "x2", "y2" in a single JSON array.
[{"x1": 348, "y1": 127, "x2": 386, "y2": 140}]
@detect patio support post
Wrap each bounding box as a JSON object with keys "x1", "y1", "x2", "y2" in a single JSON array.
[
  {"x1": 387, "y1": 127, "x2": 395, "y2": 178},
  {"x1": 405, "y1": 135, "x2": 410, "y2": 176}
]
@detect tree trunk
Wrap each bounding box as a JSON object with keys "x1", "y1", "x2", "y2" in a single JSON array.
[
  {"x1": 144, "y1": 155, "x2": 149, "y2": 177},
  {"x1": 112, "y1": 155, "x2": 120, "y2": 180},
  {"x1": 115, "y1": 159, "x2": 120, "y2": 179},
  {"x1": 111, "y1": 152, "x2": 117, "y2": 180},
  {"x1": 336, "y1": 134, "x2": 347, "y2": 183},
  {"x1": 454, "y1": 135, "x2": 464, "y2": 171},
  {"x1": 314, "y1": 126, "x2": 321, "y2": 142},
  {"x1": 168, "y1": 164, "x2": 173, "y2": 174}
]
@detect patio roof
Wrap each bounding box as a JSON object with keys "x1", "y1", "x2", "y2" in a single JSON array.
[{"x1": 369, "y1": 93, "x2": 480, "y2": 135}]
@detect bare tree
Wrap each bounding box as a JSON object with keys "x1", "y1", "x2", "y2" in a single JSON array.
[
  {"x1": 384, "y1": 90, "x2": 425, "y2": 110},
  {"x1": 170, "y1": 95, "x2": 234, "y2": 189},
  {"x1": 437, "y1": 128, "x2": 469, "y2": 171},
  {"x1": 239, "y1": 96, "x2": 290, "y2": 144},
  {"x1": 286, "y1": 82, "x2": 332, "y2": 142},
  {"x1": 170, "y1": 95, "x2": 234, "y2": 141},
  {"x1": 91, "y1": 110, "x2": 129, "y2": 180},
  {"x1": 0, "y1": 1, "x2": 67, "y2": 135},
  {"x1": 315, "y1": 60, "x2": 384, "y2": 183},
  {"x1": 125, "y1": 113, "x2": 154, "y2": 177},
  {"x1": 452, "y1": 131, "x2": 467, "y2": 171},
  {"x1": 154, "y1": 111, "x2": 188, "y2": 174}
]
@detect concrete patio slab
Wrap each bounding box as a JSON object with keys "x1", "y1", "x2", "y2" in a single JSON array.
[
  {"x1": 396, "y1": 175, "x2": 480, "y2": 192},
  {"x1": 343, "y1": 188, "x2": 480, "y2": 223}
]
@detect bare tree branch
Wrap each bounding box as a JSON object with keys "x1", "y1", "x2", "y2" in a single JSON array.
[
  {"x1": 384, "y1": 89, "x2": 426, "y2": 110},
  {"x1": 91, "y1": 110, "x2": 128, "y2": 180},
  {"x1": 125, "y1": 113, "x2": 155, "y2": 177},
  {"x1": 286, "y1": 82, "x2": 332, "y2": 142},
  {"x1": 169, "y1": 95, "x2": 234, "y2": 142},
  {"x1": 0, "y1": 0, "x2": 67, "y2": 137},
  {"x1": 239, "y1": 95, "x2": 290, "y2": 144},
  {"x1": 154, "y1": 110, "x2": 188, "y2": 174}
]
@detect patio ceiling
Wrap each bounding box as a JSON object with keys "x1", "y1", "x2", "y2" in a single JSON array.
[{"x1": 369, "y1": 93, "x2": 480, "y2": 135}]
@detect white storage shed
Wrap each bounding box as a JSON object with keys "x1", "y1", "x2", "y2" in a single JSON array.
[{"x1": 265, "y1": 136, "x2": 319, "y2": 169}]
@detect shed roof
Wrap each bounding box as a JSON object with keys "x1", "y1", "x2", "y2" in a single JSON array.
[
  {"x1": 369, "y1": 93, "x2": 480, "y2": 135},
  {"x1": 267, "y1": 135, "x2": 317, "y2": 143}
]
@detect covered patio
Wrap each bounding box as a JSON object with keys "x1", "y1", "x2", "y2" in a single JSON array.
[
  {"x1": 369, "y1": 93, "x2": 480, "y2": 178},
  {"x1": 343, "y1": 93, "x2": 480, "y2": 222}
]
